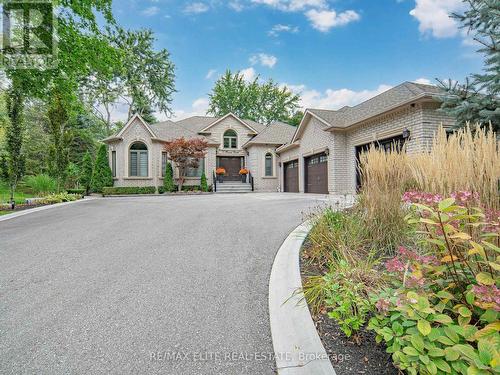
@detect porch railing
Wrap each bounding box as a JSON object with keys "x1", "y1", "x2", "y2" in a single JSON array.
[
  {"x1": 212, "y1": 170, "x2": 217, "y2": 192},
  {"x1": 249, "y1": 171, "x2": 254, "y2": 191}
]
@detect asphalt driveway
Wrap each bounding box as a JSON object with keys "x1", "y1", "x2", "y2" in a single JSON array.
[{"x1": 0, "y1": 193, "x2": 331, "y2": 374}]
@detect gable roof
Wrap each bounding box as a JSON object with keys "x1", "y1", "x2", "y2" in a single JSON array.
[
  {"x1": 242, "y1": 121, "x2": 296, "y2": 148},
  {"x1": 103, "y1": 113, "x2": 158, "y2": 142},
  {"x1": 199, "y1": 113, "x2": 263, "y2": 134},
  {"x1": 305, "y1": 82, "x2": 444, "y2": 131}
]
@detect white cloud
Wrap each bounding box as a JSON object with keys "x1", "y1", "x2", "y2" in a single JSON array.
[
  {"x1": 268, "y1": 24, "x2": 299, "y2": 37},
  {"x1": 240, "y1": 67, "x2": 257, "y2": 82},
  {"x1": 285, "y1": 83, "x2": 393, "y2": 110},
  {"x1": 141, "y1": 6, "x2": 160, "y2": 16},
  {"x1": 409, "y1": 0, "x2": 466, "y2": 38},
  {"x1": 413, "y1": 77, "x2": 432, "y2": 85},
  {"x1": 172, "y1": 97, "x2": 210, "y2": 120},
  {"x1": 228, "y1": 1, "x2": 245, "y2": 11},
  {"x1": 250, "y1": 53, "x2": 278, "y2": 68},
  {"x1": 251, "y1": 0, "x2": 327, "y2": 12},
  {"x1": 184, "y1": 2, "x2": 210, "y2": 14},
  {"x1": 305, "y1": 9, "x2": 360, "y2": 32},
  {"x1": 206, "y1": 69, "x2": 217, "y2": 79}
]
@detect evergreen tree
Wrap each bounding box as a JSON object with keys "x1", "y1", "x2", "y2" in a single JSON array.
[
  {"x1": 200, "y1": 172, "x2": 208, "y2": 192},
  {"x1": 91, "y1": 144, "x2": 113, "y2": 193},
  {"x1": 163, "y1": 161, "x2": 175, "y2": 193},
  {"x1": 438, "y1": 0, "x2": 500, "y2": 130},
  {"x1": 5, "y1": 84, "x2": 25, "y2": 206},
  {"x1": 80, "y1": 151, "x2": 93, "y2": 195}
]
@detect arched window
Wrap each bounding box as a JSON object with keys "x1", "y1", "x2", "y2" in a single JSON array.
[
  {"x1": 129, "y1": 142, "x2": 148, "y2": 177},
  {"x1": 265, "y1": 153, "x2": 273, "y2": 177},
  {"x1": 223, "y1": 129, "x2": 237, "y2": 149}
]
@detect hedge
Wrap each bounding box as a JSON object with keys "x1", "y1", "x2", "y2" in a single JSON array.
[
  {"x1": 66, "y1": 188, "x2": 85, "y2": 195},
  {"x1": 102, "y1": 187, "x2": 157, "y2": 196}
]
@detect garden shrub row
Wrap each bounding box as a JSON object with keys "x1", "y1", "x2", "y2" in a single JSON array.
[
  {"x1": 102, "y1": 187, "x2": 157, "y2": 195},
  {"x1": 66, "y1": 188, "x2": 85, "y2": 195}
]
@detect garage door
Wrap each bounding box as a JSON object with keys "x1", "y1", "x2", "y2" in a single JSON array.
[
  {"x1": 305, "y1": 153, "x2": 328, "y2": 194},
  {"x1": 284, "y1": 160, "x2": 299, "y2": 192}
]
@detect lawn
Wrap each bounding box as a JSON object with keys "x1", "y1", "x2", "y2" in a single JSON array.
[{"x1": 0, "y1": 181, "x2": 35, "y2": 204}]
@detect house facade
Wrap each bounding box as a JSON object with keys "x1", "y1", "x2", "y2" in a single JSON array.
[{"x1": 103, "y1": 81, "x2": 455, "y2": 194}]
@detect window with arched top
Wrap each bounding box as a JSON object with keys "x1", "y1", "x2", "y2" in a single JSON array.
[
  {"x1": 129, "y1": 142, "x2": 148, "y2": 177},
  {"x1": 265, "y1": 153, "x2": 273, "y2": 177},
  {"x1": 223, "y1": 129, "x2": 237, "y2": 149}
]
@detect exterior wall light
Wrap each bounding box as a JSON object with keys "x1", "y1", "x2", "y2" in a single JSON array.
[{"x1": 402, "y1": 128, "x2": 411, "y2": 140}]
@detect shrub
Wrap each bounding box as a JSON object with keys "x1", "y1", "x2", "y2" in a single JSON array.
[
  {"x1": 102, "y1": 187, "x2": 156, "y2": 195},
  {"x1": 80, "y1": 151, "x2": 93, "y2": 195},
  {"x1": 200, "y1": 172, "x2": 208, "y2": 192},
  {"x1": 91, "y1": 145, "x2": 113, "y2": 193},
  {"x1": 66, "y1": 188, "x2": 85, "y2": 195},
  {"x1": 163, "y1": 161, "x2": 175, "y2": 193},
  {"x1": 40, "y1": 193, "x2": 81, "y2": 204},
  {"x1": 368, "y1": 195, "x2": 500, "y2": 375},
  {"x1": 303, "y1": 208, "x2": 387, "y2": 337},
  {"x1": 25, "y1": 174, "x2": 57, "y2": 196}
]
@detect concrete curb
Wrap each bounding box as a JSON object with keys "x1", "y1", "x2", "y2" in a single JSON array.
[
  {"x1": 0, "y1": 197, "x2": 96, "y2": 223},
  {"x1": 269, "y1": 220, "x2": 336, "y2": 375}
]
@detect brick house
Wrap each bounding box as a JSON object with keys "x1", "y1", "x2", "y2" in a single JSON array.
[{"x1": 103, "y1": 81, "x2": 454, "y2": 194}]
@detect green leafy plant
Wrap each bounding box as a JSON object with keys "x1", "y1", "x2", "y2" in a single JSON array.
[
  {"x1": 80, "y1": 151, "x2": 93, "y2": 195},
  {"x1": 369, "y1": 194, "x2": 500, "y2": 374},
  {"x1": 323, "y1": 260, "x2": 375, "y2": 338},
  {"x1": 25, "y1": 174, "x2": 57, "y2": 196},
  {"x1": 91, "y1": 144, "x2": 113, "y2": 193},
  {"x1": 163, "y1": 161, "x2": 175, "y2": 193},
  {"x1": 40, "y1": 193, "x2": 81, "y2": 204},
  {"x1": 200, "y1": 172, "x2": 208, "y2": 192}
]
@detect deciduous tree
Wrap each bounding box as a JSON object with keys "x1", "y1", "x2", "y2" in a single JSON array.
[
  {"x1": 163, "y1": 138, "x2": 208, "y2": 192},
  {"x1": 208, "y1": 70, "x2": 300, "y2": 125}
]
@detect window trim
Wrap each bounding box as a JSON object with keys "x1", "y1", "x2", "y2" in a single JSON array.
[
  {"x1": 111, "y1": 151, "x2": 116, "y2": 177},
  {"x1": 264, "y1": 152, "x2": 274, "y2": 177},
  {"x1": 128, "y1": 141, "x2": 149, "y2": 178},
  {"x1": 223, "y1": 129, "x2": 238, "y2": 149}
]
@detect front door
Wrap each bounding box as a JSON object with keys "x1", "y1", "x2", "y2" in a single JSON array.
[{"x1": 218, "y1": 157, "x2": 242, "y2": 181}]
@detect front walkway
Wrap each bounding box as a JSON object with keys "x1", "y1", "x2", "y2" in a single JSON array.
[{"x1": 0, "y1": 193, "x2": 339, "y2": 374}]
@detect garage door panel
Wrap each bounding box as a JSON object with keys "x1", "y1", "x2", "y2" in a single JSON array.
[
  {"x1": 305, "y1": 153, "x2": 328, "y2": 194},
  {"x1": 284, "y1": 160, "x2": 299, "y2": 192}
]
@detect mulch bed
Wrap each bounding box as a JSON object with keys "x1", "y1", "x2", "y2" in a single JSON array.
[{"x1": 300, "y1": 240, "x2": 398, "y2": 375}]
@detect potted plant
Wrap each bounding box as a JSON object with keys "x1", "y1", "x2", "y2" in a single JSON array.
[
  {"x1": 239, "y1": 168, "x2": 249, "y2": 183},
  {"x1": 215, "y1": 167, "x2": 226, "y2": 183}
]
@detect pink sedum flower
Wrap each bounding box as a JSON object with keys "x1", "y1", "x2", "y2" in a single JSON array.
[
  {"x1": 385, "y1": 257, "x2": 405, "y2": 272},
  {"x1": 375, "y1": 298, "x2": 391, "y2": 313}
]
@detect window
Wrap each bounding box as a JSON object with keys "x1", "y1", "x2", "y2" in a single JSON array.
[
  {"x1": 319, "y1": 155, "x2": 328, "y2": 163},
  {"x1": 223, "y1": 129, "x2": 237, "y2": 149},
  {"x1": 185, "y1": 158, "x2": 205, "y2": 177},
  {"x1": 111, "y1": 151, "x2": 116, "y2": 177},
  {"x1": 129, "y1": 142, "x2": 148, "y2": 177},
  {"x1": 162, "y1": 152, "x2": 168, "y2": 177},
  {"x1": 265, "y1": 153, "x2": 273, "y2": 177}
]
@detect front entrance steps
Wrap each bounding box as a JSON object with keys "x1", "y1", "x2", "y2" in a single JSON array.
[{"x1": 215, "y1": 181, "x2": 253, "y2": 193}]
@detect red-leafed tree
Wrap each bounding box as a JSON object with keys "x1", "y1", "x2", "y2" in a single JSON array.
[{"x1": 163, "y1": 138, "x2": 208, "y2": 191}]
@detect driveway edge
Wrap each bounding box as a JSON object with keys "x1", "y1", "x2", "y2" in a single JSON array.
[
  {"x1": 269, "y1": 220, "x2": 336, "y2": 375},
  {"x1": 0, "y1": 197, "x2": 96, "y2": 222}
]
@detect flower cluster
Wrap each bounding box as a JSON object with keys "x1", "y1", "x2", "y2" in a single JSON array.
[
  {"x1": 402, "y1": 191, "x2": 443, "y2": 206},
  {"x1": 450, "y1": 190, "x2": 480, "y2": 205},
  {"x1": 483, "y1": 208, "x2": 500, "y2": 233},
  {"x1": 472, "y1": 285, "x2": 500, "y2": 312},
  {"x1": 375, "y1": 298, "x2": 390, "y2": 313},
  {"x1": 215, "y1": 167, "x2": 226, "y2": 175}
]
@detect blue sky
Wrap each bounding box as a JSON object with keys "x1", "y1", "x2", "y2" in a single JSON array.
[{"x1": 111, "y1": 0, "x2": 482, "y2": 121}]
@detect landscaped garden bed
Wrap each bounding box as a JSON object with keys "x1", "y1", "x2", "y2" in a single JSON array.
[
  {"x1": 300, "y1": 126, "x2": 499, "y2": 375},
  {"x1": 0, "y1": 192, "x2": 82, "y2": 215}
]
